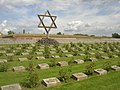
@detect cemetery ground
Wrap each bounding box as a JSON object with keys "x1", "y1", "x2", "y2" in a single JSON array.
[{"x1": 0, "y1": 41, "x2": 120, "y2": 90}]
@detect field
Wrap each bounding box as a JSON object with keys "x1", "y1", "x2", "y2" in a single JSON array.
[{"x1": 0, "y1": 41, "x2": 120, "y2": 90}]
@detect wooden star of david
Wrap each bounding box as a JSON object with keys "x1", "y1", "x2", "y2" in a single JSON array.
[{"x1": 38, "y1": 10, "x2": 57, "y2": 38}]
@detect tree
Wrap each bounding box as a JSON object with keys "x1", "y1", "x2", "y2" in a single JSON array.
[
  {"x1": 112, "y1": 33, "x2": 120, "y2": 38},
  {"x1": 8, "y1": 31, "x2": 15, "y2": 35},
  {"x1": 57, "y1": 32, "x2": 62, "y2": 35}
]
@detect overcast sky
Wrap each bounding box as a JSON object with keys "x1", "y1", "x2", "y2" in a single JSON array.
[{"x1": 0, "y1": 0, "x2": 120, "y2": 36}]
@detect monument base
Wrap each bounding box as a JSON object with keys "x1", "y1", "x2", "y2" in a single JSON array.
[{"x1": 38, "y1": 38, "x2": 59, "y2": 45}]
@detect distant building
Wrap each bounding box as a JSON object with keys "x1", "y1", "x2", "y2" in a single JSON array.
[{"x1": 23, "y1": 29, "x2": 25, "y2": 34}]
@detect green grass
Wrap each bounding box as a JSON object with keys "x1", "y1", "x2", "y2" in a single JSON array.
[
  {"x1": 42, "y1": 71, "x2": 120, "y2": 90},
  {"x1": 0, "y1": 42, "x2": 120, "y2": 90}
]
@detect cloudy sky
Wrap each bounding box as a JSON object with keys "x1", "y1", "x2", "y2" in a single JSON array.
[{"x1": 0, "y1": 0, "x2": 120, "y2": 36}]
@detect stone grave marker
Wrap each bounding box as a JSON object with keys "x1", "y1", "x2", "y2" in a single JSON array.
[
  {"x1": 25, "y1": 50, "x2": 32, "y2": 52},
  {"x1": 50, "y1": 48, "x2": 56, "y2": 51},
  {"x1": 57, "y1": 61, "x2": 68, "y2": 66},
  {"x1": 79, "y1": 54, "x2": 86, "y2": 56},
  {"x1": 27, "y1": 47, "x2": 32, "y2": 49},
  {"x1": 94, "y1": 68, "x2": 107, "y2": 75},
  {"x1": 38, "y1": 49, "x2": 44, "y2": 52},
  {"x1": 35, "y1": 52, "x2": 43, "y2": 55},
  {"x1": 50, "y1": 51, "x2": 56, "y2": 54},
  {"x1": 51, "y1": 55, "x2": 60, "y2": 58},
  {"x1": 0, "y1": 84, "x2": 22, "y2": 90},
  {"x1": 37, "y1": 63, "x2": 49, "y2": 69},
  {"x1": 72, "y1": 72, "x2": 88, "y2": 81},
  {"x1": 101, "y1": 56, "x2": 109, "y2": 59},
  {"x1": 74, "y1": 59, "x2": 84, "y2": 64},
  {"x1": 112, "y1": 55, "x2": 118, "y2": 58},
  {"x1": 65, "y1": 54, "x2": 73, "y2": 57},
  {"x1": 98, "y1": 51, "x2": 104, "y2": 54},
  {"x1": 21, "y1": 52, "x2": 29, "y2": 55},
  {"x1": 36, "y1": 56, "x2": 45, "y2": 59},
  {"x1": 6, "y1": 53, "x2": 14, "y2": 56},
  {"x1": 0, "y1": 50, "x2": 6, "y2": 53},
  {"x1": 89, "y1": 58, "x2": 97, "y2": 62},
  {"x1": 0, "y1": 59, "x2": 7, "y2": 63},
  {"x1": 12, "y1": 66, "x2": 26, "y2": 72},
  {"x1": 16, "y1": 47, "x2": 21, "y2": 50},
  {"x1": 62, "y1": 50, "x2": 68, "y2": 53},
  {"x1": 18, "y1": 58, "x2": 28, "y2": 61},
  {"x1": 111, "y1": 65, "x2": 120, "y2": 71},
  {"x1": 89, "y1": 52, "x2": 95, "y2": 55},
  {"x1": 42, "y1": 77, "x2": 61, "y2": 87}
]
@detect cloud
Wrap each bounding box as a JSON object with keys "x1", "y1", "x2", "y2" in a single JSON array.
[
  {"x1": 0, "y1": 20, "x2": 17, "y2": 34},
  {"x1": 0, "y1": 0, "x2": 120, "y2": 35}
]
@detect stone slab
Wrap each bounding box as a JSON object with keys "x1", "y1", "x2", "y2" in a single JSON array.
[
  {"x1": 0, "y1": 59, "x2": 7, "y2": 63},
  {"x1": 74, "y1": 59, "x2": 84, "y2": 64},
  {"x1": 72, "y1": 72, "x2": 88, "y2": 81},
  {"x1": 6, "y1": 53, "x2": 14, "y2": 56},
  {"x1": 112, "y1": 55, "x2": 118, "y2": 58},
  {"x1": 101, "y1": 56, "x2": 109, "y2": 59},
  {"x1": 0, "y1": 84, "x2": 22, "y2": 90},
  {"x1": 51, "y1": 55, "x2": 60, "y2": 58},
  {"x1": 89, "y1": 58, "x2": 97, "y2": 62},
  {"x1": 21, "y1": 52, "x2": 29, "y2": 55},
  {"x1": 42, "y1": 77, "x2": 61, "y2": 87},
  {"x1": 36, "y1": 56, "x2": 45, "y2": 59},
  {"x1": 111, "y1": 65, "x2": 120, "y2": 71},
  {"x1": 57, "y1": 61, "x2": 68, "y2": 66},
  {"x1": 94, "y1": 68, "x2": 107, "y2": 75},
  {"x1": 12, "y1": 66, "x2": 25, "y2": 72},
  {"x1": 65, "y1": 54, "x2": 73, "y2": 57},
  {"x1": 35, "y1": 52, "x2": 43, "y2": 55},
  {"x1": 37, "y1": 63, "x2": 49, "y2": 69},
  {"x1": 18, "y1": 58, "x2": 28, "y2": 61}
]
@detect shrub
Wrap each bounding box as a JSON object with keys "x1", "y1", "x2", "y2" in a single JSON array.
[
  {"x1": 84, "y1": 55, "x2": 90, "y2": 62},
  {"x1": 49, "y1": 58, "x2": 56, "y2": 67},
  {"x1": 0, "y1": 63, "x2": 8, "y2": 72},
  {"x1": 21, "y1": 62, "x2": 39, "y2": 88},
  {"x1": 107, "y1": 53, "x2": 113, "y2": 58},
  {"x1": 58, "y1": 67, "x2": 72, "y2": 82},
  {"x1": 103, "y1": 61, "x2": 112, "y2": 71},
  {"x1": 8, "y1": 56, "x2": 13, "y2": 62},
  {"x1": 95, "y1": 52, "x2": 102, "y2": 59},
  {"x1": 85, "y1": 62, "x2": 95, "y2": 75}
]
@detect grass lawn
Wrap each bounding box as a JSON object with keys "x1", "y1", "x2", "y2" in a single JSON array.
[{"x1": 0, "y1": 42, "x2": 120, "y2": 90}]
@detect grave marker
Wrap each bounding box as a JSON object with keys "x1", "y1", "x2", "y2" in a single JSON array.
[
  {"x1": 57, "y1": 61, "x2": 68, "y2": 66},
  {"x1": 37, "y1": 63, "x2": 49, "y2": 69},
  {"x1": 94, "y1": 68, "x2": 107, "y2": 75},
  {"x1": 42, "y1": 77, "x2": 61, "y2": 87},
  {"x1": 0, "y1": 84, "x2": 22, "y2": 90},
  {"x1": 72, "y1": 72, "x2": 88, "y2": 81}
]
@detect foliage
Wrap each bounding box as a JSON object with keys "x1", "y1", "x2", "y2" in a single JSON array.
[
  {"x1": 0, "y1": 63, "x2": 8, "y2": 72},
  {"x1": 8, "y1": 56, "x2": 13, "y2": 62},
  {"x1": 44, "y1": 45, "x2": 50, "y2": 58},
  {"x1": 49, "y1": 58, "x2": 56, "y2": 67},
  {"x1": 57, "y1": 32, "x2": 62, "y2": 35},
  {"x1": 103, "y1": 61, "x2": 112, "y2": 71},
  {"x1": 58, "y1": 66, "x2": 72, "y2": 82},
  {"x1": 84, "y1": 55, "x2": 90, "y2": 62},
  {"x1": 95, "y1": 52, "x2": 102, "y2": 59},
  {"x1": 8, "y1": 31, "x2": 15, "y2": 35},
  {"x1": 21, "y1": 62, "x2": 39, "y2": 88},
  {"x1": 112, "y1": 33, "x2": 120, "y2": 38},
  {"x1": 85, "y1": 62, "x2": 95, "y2": 75}
]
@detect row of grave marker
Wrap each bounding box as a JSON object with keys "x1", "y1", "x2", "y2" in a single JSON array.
[{"x1": 1, "y1": 65, "x2": 120, "y2": 90}]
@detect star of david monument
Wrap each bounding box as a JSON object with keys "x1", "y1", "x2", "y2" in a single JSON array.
[{"x1": 37, "y1": 10, "x2": 59, "y2": 45}]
